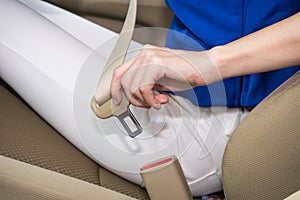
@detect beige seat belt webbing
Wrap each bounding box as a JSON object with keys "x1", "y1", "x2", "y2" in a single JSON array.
[
  {"x1": 91, "y1": 0, "x2": 142, "y2": 138},
  {"x1": 91, "y1": 2, "x2": 193, "y2": 198}
]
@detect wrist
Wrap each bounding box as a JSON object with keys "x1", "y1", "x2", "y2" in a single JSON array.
[{"x1": 207, "y1": 46, "x2": 230, "y2": 80}]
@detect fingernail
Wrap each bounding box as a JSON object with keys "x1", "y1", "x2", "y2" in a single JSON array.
[{"x1": 153, "y1": 103, "x2": 161, "y2": 110}]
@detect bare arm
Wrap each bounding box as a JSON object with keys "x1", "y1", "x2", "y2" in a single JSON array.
[
  {"x1": 111, "y1": 12, "x2": 300, "y2": 109},
  {"x1": 209, "y1": 12, "x2": 300, "y2": 79}
]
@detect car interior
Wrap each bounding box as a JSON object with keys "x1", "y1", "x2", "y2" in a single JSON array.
[{"x1": 0, "y1": 0, "x2": 299, "y2": 200}]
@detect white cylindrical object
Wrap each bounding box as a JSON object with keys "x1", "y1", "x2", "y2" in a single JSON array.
[{"x1": 0, "y1": 0, "x2": 247, "y2": 196}]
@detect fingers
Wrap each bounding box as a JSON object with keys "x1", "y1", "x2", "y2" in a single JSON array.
[
  {"x1": 155, "y1": 93, "x2": 169, "y2": 104},
  {"x1": 110, "y1": 46, "x2": 154, "y2": 108},
  {"x1": 128, "y1": 62, "x2": 159, "y2": 107},
  {"x1": 110, "y1": 45, "x2": 177, "y2": 109},
  {"x1": 121, "y1": 64, "x2": 162, "y2": 109}
]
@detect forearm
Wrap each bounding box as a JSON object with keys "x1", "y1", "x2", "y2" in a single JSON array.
[{"x1": 208, "y1": 12, "x2": 300, "y2": 80}]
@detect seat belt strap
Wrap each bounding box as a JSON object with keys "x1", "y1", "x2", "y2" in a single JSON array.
[
  {"x1": 91, "y1": 0, "x2": 142, "y2": 138},
  {"x1": 91, "y1": 2, "x2": 193, "y2": 198}
]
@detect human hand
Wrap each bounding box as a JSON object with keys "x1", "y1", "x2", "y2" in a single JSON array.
[{"x1": 110, "y1": 44, "x2": 221, "y2": 109}]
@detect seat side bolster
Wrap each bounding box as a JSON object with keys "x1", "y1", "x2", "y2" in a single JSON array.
[
  {"x1": 0, "y1": 155, "x2": 137, "y2": 200},
  {"x1": 222, "y1": 70, "x2": 300, "y2": 200},
  {"x1": 284, "y1": 190, "x2": 300, "y2": 200}
]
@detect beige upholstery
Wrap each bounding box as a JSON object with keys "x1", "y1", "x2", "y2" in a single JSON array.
[
  {"x1": 99, "y1": 167, "x2": 149, "y2": 200},
  {"x1": 0, "y1": 2, "x2": 170, "y2": 199},
  {"x1": 0, "y1": 81, "x2": 150, "y2": 200},
  {"x1": 46, "y1": 0, "x2": 174, "y2": 32},
  {"x1": 1, "y1": 1, "x2": 299, "y2": 199},
  {"x1": 222, "y1": 71, "x2": 300, "y2": 200},
  {"x1": 0, "y1": 155, "x2": 136, "y2": 200},
  {"x1": 285, "y1": 190, "x2": 300, "y2": 200},
  {"x1": 0, "y1": 83, "x2": 100, "y2": 185}
]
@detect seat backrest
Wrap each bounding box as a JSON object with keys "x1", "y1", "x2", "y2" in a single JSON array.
[
  {"x1": 46, "y1": 0, "x2": 174, "y2": 31},
  {"x1": 222, "y1": 70, "x2": 300, "y2": 200}
]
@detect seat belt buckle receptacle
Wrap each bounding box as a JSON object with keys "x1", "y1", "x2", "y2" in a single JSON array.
[{"x1": 140, "y1": 155, "x2": 192, "y2": 200}]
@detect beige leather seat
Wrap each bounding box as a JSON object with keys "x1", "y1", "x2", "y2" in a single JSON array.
[{"x1": 1, "y1": 1, "x2": 299, "y2": 199}]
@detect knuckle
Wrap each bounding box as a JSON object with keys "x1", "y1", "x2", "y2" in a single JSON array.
[
  {"x1": 141, "y1": 45, "x2": 155, "y2": 55},
  {"x1": 113, "y1": 67, "x2": 122, "y2": 79},
  {"x1": 143, "y1": 44, "x2": 154, "y2": 50},
  {"x1": 149, "y1": 56, "x2": 162, "y2": 64}
]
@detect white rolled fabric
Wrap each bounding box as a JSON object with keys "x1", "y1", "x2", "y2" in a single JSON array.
[{"x1": 0, "y1": 0, "x2": 248, "y2": 196}]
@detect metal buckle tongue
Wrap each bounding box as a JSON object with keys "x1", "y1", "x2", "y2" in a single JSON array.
[
  {"x1": 112, "y1": 92, "x2": 142, "y2": 138},
  {"x1": 117, "y1": 108, "x2": 142, "y2": 138},
  {"x1": 112, "y1": 92, "x2": 142, "y2": 137}
]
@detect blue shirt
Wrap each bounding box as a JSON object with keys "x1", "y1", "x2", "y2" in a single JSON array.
[{"x1": 165, "y1": 0, "x2": 300, "y2": 107}]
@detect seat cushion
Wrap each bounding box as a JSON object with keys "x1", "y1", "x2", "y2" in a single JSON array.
[
  {"x1": 0, "y1": 80, "x2": 100, "y2": 185},
  {"x1": 99, "y1": 167, "x2": 150, "y2": 200},
  {"x1": 0, "y1": 79, "x2": 152, "y2": 199}
]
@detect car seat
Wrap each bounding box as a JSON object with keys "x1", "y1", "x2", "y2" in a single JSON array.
[{"x1": 0, "y1": 1, "x2": 299, "y2": 199}]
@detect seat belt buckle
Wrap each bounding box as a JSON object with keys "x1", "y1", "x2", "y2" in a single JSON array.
[
  {"x1": 91, "y1": 93, "x2": 142, "y2": 138},
  {"x1": 140, "y1": 155, "x2": 192, "y2": 200}
]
